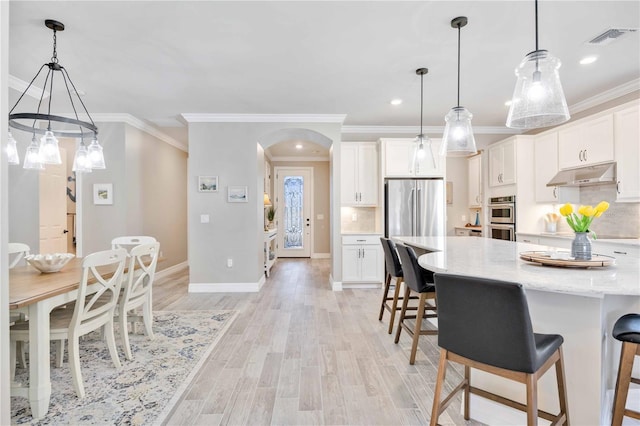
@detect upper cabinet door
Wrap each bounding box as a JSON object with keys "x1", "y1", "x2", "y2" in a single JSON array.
[
  {"x1": 341, "y1": 144, "x2": 359, "y2": 205},
  {"x1": 357, "y1": 143, "x2": 378, "y2": 205},
  {"x1": 559, "y1": 114, "x2": 614, "y2": 169},
  {"x1": 534, "y1": 132, "x2": 559, "y2": 203},
  {"x1": 468, "y1": 154, "x2": 482, "y2": 207},
  {"x1": 341, "y1": 142, "x2": 378, "y2": 206},
  {"x1": 614, "y1": 103, "x2": 640, "y2": 202},
  {"x1": 488, "y1": 138, "x2": 516, "y2": 187}
]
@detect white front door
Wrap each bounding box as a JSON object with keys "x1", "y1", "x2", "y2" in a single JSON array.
[
  {"x1": 40, "y1": 147, "x2": 68, "y2": 253},
  {"x1": 275, "y1": 167, "x2": 312, "y2": 258}
]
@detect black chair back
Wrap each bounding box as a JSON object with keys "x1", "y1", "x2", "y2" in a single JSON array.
[
  {"x1": 380, "y1": 237, "x2": 403, "y2": 278},
  {"x1": 434, "y1": 273, "x2": 543, "y2": 373},
  {"x1": 395, "y1": 244, "x2": 434, "y2": 293}
]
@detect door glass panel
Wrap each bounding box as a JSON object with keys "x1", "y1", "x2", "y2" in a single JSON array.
[{"x1": 284, "y1": 175, "x2": 304, "y2": 249}]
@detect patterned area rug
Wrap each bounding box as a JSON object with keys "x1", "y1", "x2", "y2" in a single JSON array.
[{"x1": 11, "y1": 310, "x2": 237, "y2": 425}]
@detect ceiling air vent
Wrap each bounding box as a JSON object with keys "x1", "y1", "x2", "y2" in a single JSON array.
[{"x1": 587, "y1": 28, "x2": 638, "y2": 45}]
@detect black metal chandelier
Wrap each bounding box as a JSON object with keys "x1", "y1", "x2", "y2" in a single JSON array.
[{"x1": 8, "y1": 19, "x2": 104, "y2": 172}]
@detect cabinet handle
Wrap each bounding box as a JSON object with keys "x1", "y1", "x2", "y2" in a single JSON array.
[
  {"x1": 356, "y1": 239, "x2": 366, "y2": 242},
  {"x1": 584, "y1": 149, "x2": 587, "y2": 162},
  {"x1": 553, "y1": 187, "x2": 557, "y2": 199},
  {"x1": 616, "y1": 181, "x2": 621, "y2": 194},
  {"x1": 613, "y1": 250, "x2": 627, "y2": 255},
  {"x1": 578, "y1": 150, "x2": 582, "y2": 161}
]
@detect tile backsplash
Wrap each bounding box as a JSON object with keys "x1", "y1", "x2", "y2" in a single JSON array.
[
  {"x1": 555, "y1": 184, "x2": 639, "y2": 237},
  {"x1": 341, "y1": 207, "x2": 378, "y2": 233}
]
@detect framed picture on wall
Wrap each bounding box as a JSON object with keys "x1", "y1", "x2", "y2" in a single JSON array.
[
  {"x1": 228, "y1": 186, "x2": 248, "y2": 203},
  {"x1": 93, "y1": 183, "x2": 113, "y2": 205},
  {"x1": 198, "y1": 176, "x2": 218, "y2": 192}
]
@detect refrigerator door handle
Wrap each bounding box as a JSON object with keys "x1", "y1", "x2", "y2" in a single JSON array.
[
  {"x1": 416, "y1": 186, "x2": 421, "y2": 236},
  {"x1": 410, "y1": 187, "x2": 415, "y2": 236}
]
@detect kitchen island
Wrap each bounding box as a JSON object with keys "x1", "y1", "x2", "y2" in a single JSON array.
[{"x1": 394, "y1": 236, "x2": 640, "y2": 426}]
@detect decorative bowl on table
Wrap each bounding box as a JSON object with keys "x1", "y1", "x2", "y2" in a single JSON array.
[{"x1": 25, "y1": 253, "x2": 75, "y2": 273}]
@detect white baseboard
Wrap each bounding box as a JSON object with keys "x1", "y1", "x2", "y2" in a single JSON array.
[
  {"x1": 311, "y1": 253, "x2": 331, "y2": 259},
  {"x1": 155, "y1": 261, "x2": 188, "y2": 279},
  {"x1": 189, "y1": 275, "x2": 265, "y2": 293},
  {"x1": 330, "y1": 274, "x2": 342, "y2": 291}
]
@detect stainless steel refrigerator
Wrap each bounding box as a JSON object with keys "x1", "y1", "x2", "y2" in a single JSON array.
[{"x1": 385, "y1": 178, "x2": 445, "y2": 238}]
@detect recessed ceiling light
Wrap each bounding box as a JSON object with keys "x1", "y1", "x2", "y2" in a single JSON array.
[
  {"x1": 504, "y1": 100, "x2": 512, "y2": 106},
  {"x1": 390, "y1": 99, "x2": 403, "y2": 106},
  {"x1": 579, "y1": 55, "x2": 598, "y2": 65},
  {"x1": 295, "y1": 144, "x2": 303, "y2": 149}
]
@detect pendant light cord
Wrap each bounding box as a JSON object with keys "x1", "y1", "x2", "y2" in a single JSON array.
[
  {"x1": 457, "y1": 23, "x2": 461, "y2": 108},
  {"x1": 535, "y1": 0, "x2": 539, "y2": 51},
  {"x1": 420, "y1": 73, "x2": 423, "y2": 134}
]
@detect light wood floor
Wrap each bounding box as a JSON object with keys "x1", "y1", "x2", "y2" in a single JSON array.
[{"x1": 157, "y1": 258, "x2": 478, "y2": 426}]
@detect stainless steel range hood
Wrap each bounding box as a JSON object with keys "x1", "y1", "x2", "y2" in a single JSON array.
[{"x1": 547, "y1": 162, "x2": 616, "y2": 187}]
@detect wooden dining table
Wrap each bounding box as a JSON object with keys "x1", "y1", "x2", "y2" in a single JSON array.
[{"x1": 9, "y1": 257, "x2": 122, "y2": 419}]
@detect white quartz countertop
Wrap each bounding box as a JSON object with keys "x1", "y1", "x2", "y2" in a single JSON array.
[{"x1": 393, "y1": 236, "x2": 640, "y2": 297}]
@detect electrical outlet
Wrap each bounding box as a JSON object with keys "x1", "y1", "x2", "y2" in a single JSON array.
[
  {"x1": 200, "y1": 214, "x2": 210, "y2": 223},
  {"x1": 227, "y1": 258, "x2": 233, "y2": 268},
  {"x1": 352, "y1": 213, "x2": 358, "y2": 221},
  {"x1": 461, "y1": 215, "x2": 467, "y2": 222}
]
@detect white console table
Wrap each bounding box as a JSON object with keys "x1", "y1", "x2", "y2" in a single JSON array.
[{"x1": 264, "y1": 228, "x2": 277, "y2": 277}]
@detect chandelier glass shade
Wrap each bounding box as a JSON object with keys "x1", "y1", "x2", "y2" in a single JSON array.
[
  {"x1": 7, "y1": 19, "x2": 105, "y2": 172},
  {"x1": 6, "y1": 132, "x2": 20, "y2": 165},
  {"x1": 413, "y1": 68, "x2": 436, "y2": 170},
  {"x1": 506, "y1": 1, "x2": 570, "y2": 129},
  {"x1": 441, "y1": 16, "x2": 477, "y2": 157}
]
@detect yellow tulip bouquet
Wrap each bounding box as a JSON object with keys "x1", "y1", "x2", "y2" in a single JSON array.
[{"x1": 559, "y1": 201, "x2": 610, "y2": 239}]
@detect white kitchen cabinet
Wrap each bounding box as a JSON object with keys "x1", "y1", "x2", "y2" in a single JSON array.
[
  {"x1": 341, "y1": 142, "x2": 378, "y2": 206},
  {"x1": 382, "y1": 138, "x2": 445, "y2": 178},
  {"x1": 558, "y1": 114, "x2": 614, "y2": 170},
  {"x1": 614, "y1": 103, "x2": 640, "y2": 202},
  {"x1": 534, "y1": 132, "x2": 560, "y2": 203},
  {"x1": 488, "y1": 137, "x2": 516, "y2": 187},
  {"x1": 342, "y1": 234, "x2": 382, "y2": 283},
  {"x1": 468, "y1": 154, "x2": 482, "y2": 207}
]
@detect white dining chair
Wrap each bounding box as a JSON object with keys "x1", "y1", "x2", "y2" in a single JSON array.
[
  {"x1": 10, "y1": 248, "x2": 128, "y2": 398},
  {"x1": 8, "y1": 242, "x2": 31, "y2": 269},
  {"x1": 118, "y1": 241, "x2": 160, "y2": 360},
  {"x1": 111, "y1": 236, "x2": 157, "y2": 252}
]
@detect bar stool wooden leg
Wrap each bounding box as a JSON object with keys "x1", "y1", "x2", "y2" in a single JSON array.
[
  {"x1": 464, "y1": 365, "x2": 470, "y2": 420},
  {"x1": 409, "y1": 293, "x2": 427, "y2": 365},
  {"x1": 612, "y1": 341, "x2": 639, "y2": 426},
  {"x1": 394, "y1": 286, "x2": 411, "y2": 344},
  {"x1": 526, "y1": 373, "x2": 538, "y2": 426},
  {"x1": 388, "y1": 277, "x2": 403, "y2": 334},
  {"x1": 430, "y1": 349, "x2": 448, "y2": 426},
  {"x1": 555, "y1": 347, "x2": 569, "y2": 426},
  {"x1": 379, "y1": 273, "x2": 391, "y2": 321}
]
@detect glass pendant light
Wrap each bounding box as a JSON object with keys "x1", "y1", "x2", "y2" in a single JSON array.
[
  {"x1": 506, "y1": 0, "x2": 570, "y2": 129},
  {"x1": 413, "y1": 68, "x2": 436, "y2": 170},
  {"x1": 441, "y1": 17, "x2": 477, "y2": 157},
  {"x1": 72, "y1": 140, "x2": 92, "y2": 173},
  {"x1": 39, "y1": 129, "x2": 62, "y2": 164},
  {"x1": 23, "y1": 136, "x2": 44, "y2": 170},
  {"x1": 87, "y1": 135, "x2": 106, "y2": 169},
  {"x1": 6, "y1": 132, "x2": 20, "y2": 165}
]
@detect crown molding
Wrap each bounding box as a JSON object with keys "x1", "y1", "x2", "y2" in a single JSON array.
[
  {"x1": 270, "y1": 155, "x2": 329, "y2": 162},
  {"x1": 90, "y1": 113, "x2": 187, "y2": 152},
  {"x1": 341, "y1": 125, "x2": 520, "y2": 135},
  {"x1": 569, "y1": 78, "x2": 640, "y2": 115},
  {"x1": 9, "y1": 74, "x2": 49, "y2": 99},
  {"x1": 181, "y1": 113, "x2": 347, "y2": 123}
]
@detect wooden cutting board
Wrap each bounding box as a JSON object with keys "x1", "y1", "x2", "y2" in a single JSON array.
[{"x1": 519, "y1": 251, "x2": 615, "y2": 268}]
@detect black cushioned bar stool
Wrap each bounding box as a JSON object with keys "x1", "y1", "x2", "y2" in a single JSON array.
[
  {"x1": 430, "y1": 273, "x2": 569, "y2": 426},
  {"x1": 379, "y1": 238, "x2": 418, "y2": 334},
  {"x1": 394, "y1": 243, "x2": 437, "y2": 365},
  {"x1": 612, "y1": 313, "x2": 640, "y2": 426}
]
